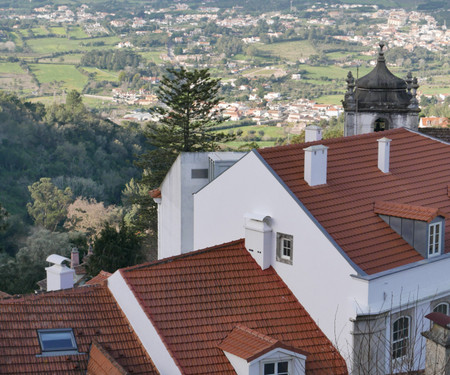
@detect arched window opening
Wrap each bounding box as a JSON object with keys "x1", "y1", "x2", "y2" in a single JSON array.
[
  {"x1": 374, "y1": 118, "x2": 388, "y2": 132},
  {"x1": 433, "y1": 302, "x2": 449, "y2": 316},
  {"x1": 392, "y1": 316, "x2": 410, "y2": 359}
]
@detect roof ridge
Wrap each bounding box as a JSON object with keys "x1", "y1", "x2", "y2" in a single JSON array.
[{"x1": 121, "y1": 238, "x2": 245, "y2": 273}]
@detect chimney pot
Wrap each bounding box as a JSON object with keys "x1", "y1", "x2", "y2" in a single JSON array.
[
  {"x1": 71, "y1": 247, "x2": 79, "y2": 268},
  {"x1": 377, "y1": 137, "x2": 391, "y2": 173},
  {"x1": 244, "y1": 214, "x2": 272, "y2": 270},
  {"x1": 45, "y1": 254, "x2": 74, "y2": 291},
  {"x1": 305, "y1": 125, "x2": 322, "y2": 142},
  {"x1": 304, "y1": 145, "x2": 328, "y2": 186}
]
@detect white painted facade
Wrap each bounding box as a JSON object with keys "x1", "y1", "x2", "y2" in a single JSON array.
[
  {"x1": 223, "y1": 348, "x2": 306, "y2": 375},
  {"x1": 193, "y1": 150, "x2": 450, "y2": 372},
  {"x1": 156, "y1": 152, "x2": 244, "y2": 260},
  {"x1": 108, "y1": 271, "x2": 182, "y2": 375}
]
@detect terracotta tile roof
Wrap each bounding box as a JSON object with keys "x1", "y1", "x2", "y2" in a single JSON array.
[
  {"x1": 0, "y1": 285, "x2": 159, "y2": 375},
  {"x1": 87, "y1": 340, "x2": 128, "y2": 375},
  {"x1": 218, "y1": 324, "x2": 308, "y2": 362},
  {"x1": 257, "y1": 128, "x2": 450, "y2": 275},
  {"x1": 149, "y1": 188, "x2": 161, "y2": 199},
  {"x1": 419, "y1": 128, "x2": 450, "y2": 143},
  {"x1": 374, "y1": 201, "x2": 445, "y2": 222},
  {"x1": 0, "y1": 290, "x2": 11, "y2": 299},
  {"x1": 85, "y1": 270, "x2": 112, "y2": 285},
  {"x1": 120, "y1": 239, "x2": 348, "y2": 375}
]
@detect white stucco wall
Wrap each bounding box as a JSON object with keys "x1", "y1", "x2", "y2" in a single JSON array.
[
  {"x1": 193, "y1": 151, "x2": 368, "y2": 361},
  {"x1": 108, "y1": 271, "x2": 182, "y2": 374},
  {"x1": 159, "y1": 155, "x2": 182, "y2": 259},
  {"x1": 366, "y1": 256, "x2": 450, "y2": 313}
]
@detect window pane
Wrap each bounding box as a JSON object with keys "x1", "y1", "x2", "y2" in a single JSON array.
[
  {"x1": 433, "y1": 303, "x2": 449, "y2": 315},
  {"x1": 39, "y1": 330, "x2": 77, "y2": 352},
  {"x1": 264, "y1": 363, "x2": 275, "y2": 374},
  {"x1": 392, "y1": 317, "x2": 409, "y2": 359},
  {"x1": 278, "y1": 361, "x2": 288, "y2": 374}
]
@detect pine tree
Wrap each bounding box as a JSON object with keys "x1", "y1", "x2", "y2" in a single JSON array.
[
  {"x1": 145, "y1": 67, "x2": 232, "y2": 153},
  {"x1": 130, "y1": 68, "x2": 234, "y2": 242}
]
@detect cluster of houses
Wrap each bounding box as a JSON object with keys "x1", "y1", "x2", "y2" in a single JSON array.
[
  {"x1": 0, "y1": 43, "x2": 449, "y2": 375},
  {"x1": 219, "y1": 99, "x2": 342, "y2": 128}
]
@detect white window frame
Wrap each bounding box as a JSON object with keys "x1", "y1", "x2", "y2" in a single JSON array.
[
  {"x1": 428, "y1": 222, "x2": 442, "y2": 257},
  {"x1": 261, "y1": 359, "x2": 290, "y2": 375},
  {"x1": 392, "y1": 316, "x2": 410, "y2": 360},
  {"x1": 276, "y1": 233, "x2": 293, "y2": 265},
  {"x1": 433, "y1": 302, "x2": 449, "y2": 316}
]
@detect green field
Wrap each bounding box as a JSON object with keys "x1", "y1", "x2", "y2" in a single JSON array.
[
  {"x1": 139, "y1": 50, "x2": 165, "y2": 64},
  {"x1": 27, "y1": 36, "x2": 120, "y2": 54},
  {"x1": 226, "y1": 124, "x2": 286, "y2": 138},
  {"x1": 315, "y1": 94, "x2": 344, "y2": 105},
  {"x1": 30, "y1": 63, "x2": 88, "y2": 91},
  {"x1": 225, "y1": 140, "x2": 277, "y2": 149},
  {"x1": 31, "y1": 27, "x2": 50, "y2": 37},
  {"x1": 257, "y1": 40, "x2": 317, "y2": 61},
  {"x1": 0, "y1": 62, "x2": 24, "y2": 74},
  {"x1": 83, "y1": 67, "x2": 120, "y2": 82},
  {"x1": 49, "y1": 27, "x2": 66, "y2": 36},
  {"x1": 27, "y1": 37, "x2": 83, "y2": 53},
  {"x1": 67, "y1": 26, "x2": 89, "y2": 39}
]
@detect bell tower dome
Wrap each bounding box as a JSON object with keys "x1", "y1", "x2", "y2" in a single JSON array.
[{"x1": 343, "y1": 42, "x2": 420, "y2": 136}]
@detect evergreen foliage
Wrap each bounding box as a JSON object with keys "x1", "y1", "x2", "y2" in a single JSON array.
[
  {"x1": 0, "y1": 91, "x2": 144, "y2": 215},
  {"x1": 86, "y1": 222, "x2": 144, "y2": 277},
  {"x1": 80, "y1": 49, "x2": 142, "y2": 71},
  {"x1": 133, "y1": 68, "x2": 234, "y2": 237},
  {"x1": 27, "y1": 178, "x2": 73, "y2": 231}
]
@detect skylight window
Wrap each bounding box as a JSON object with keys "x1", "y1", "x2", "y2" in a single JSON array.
[{"x1": 37, "y1": 329, "x2": 78, "y2": 354}]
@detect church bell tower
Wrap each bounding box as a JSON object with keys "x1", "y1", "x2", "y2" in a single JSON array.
[{"x1": 343, "y1": 43, "x2": 420, "y2": 136}]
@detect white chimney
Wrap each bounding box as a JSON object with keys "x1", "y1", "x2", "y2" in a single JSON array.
[
  {"x1": 71, "y1": 247, "x2": 79, "y2": 268},
  {"x1": 46, "y1": 254, "x2": 75, "y2": 291},
  {"x1": 304, "y1": 145, "x2": 328, "y2": 186},
  {"x1": 305, "y1": 125, "x2": 322, "y2": 142},
  {"x1": 244, "y1": 214, "x2": 272, "y2": 270},
  {"x1": 377, "y1": 137, "x2": 391, "y2": 173}
]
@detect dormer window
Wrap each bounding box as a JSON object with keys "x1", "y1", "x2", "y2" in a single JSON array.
[
  {"x1": 428, "y1": 222, "x2": 442, "y2": 257},
  {"x1": 374, "y1": 201, "x2": 445, "y2": 259}
]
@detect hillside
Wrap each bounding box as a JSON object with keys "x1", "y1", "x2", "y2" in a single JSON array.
[{"x1": 0, "y1": 91, "x2": 144, "y2": 216}]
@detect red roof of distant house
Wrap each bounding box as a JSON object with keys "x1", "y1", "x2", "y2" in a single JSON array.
[
  {"x1": 149, "y1": 188, "x2": 161, "y2": 199},
  {"x1": 420, "y1": 117, "x2": 449, "y2": 128},
  {"x1": 257, "y1": 128, "x2": 450, "y2": 275},
  {"x1": 85, "y1": 270, "x2": 112, "y2": 285},
  {"x1": 0, "y1": 290, "x2": 11, "y2": 299},
  {"x1": 120, "y1": 239, "x2": 348, "y2": 374},
  {"x1": 0, "y1": 285, "x2": 159, "y2": 375}
]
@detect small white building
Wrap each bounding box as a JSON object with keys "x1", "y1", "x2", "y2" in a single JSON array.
[{"x1": 152, "y1": 152, "x2": 245, "y2": 260}]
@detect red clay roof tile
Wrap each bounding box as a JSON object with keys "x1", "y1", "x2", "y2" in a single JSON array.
[
  {"x1": 87, "y1": 340, "x2": 129, "y2": 375},
  {"x1": 121, "y1": 239, "x2": 348, "y2": 374},
  {"x1": 258, "y1": 128, "x2": 450, "y2": 275},
  {"x1": 85, "y1": 271, "x2": 112, "y2": 286},
  {"x1": 0, "y1": 285, "x2": 159, "y2": 375},
  {"x1": 218, "y1": 324, "x2": 308, "y2": 362},
  {"x1": 374, "y1": 201, "x2": 444, "y2": 222}
]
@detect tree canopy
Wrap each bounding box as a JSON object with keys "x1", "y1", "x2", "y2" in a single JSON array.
[
  {"x1": 27, "y1": 178, "x2": 73, "y2": 231},
  {"x1": 86, "y1": 222, "x2": 144, "y2": 277},
  {"x1": 145, "y1": 67, "x2": 233, "y2": 153}
]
